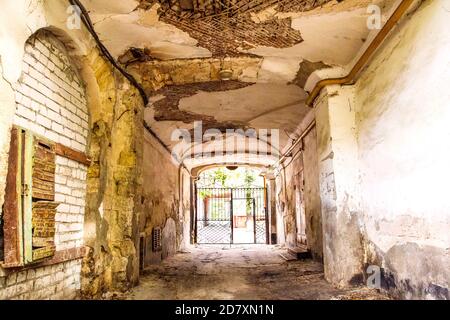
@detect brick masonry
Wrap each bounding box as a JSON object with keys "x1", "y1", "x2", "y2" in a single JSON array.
[
  {"x1": 12, "y1": 34, "x2": 88, "y2": 151},
  {"x1": 54, "y1": 156, "x2": 87, "y2": 251},
  {"x1": 0, "y1": 32, "x2": 88, "y2": 299},
  {"x1": 0, "y1": 260, "x2": 81, "y2": 300}
]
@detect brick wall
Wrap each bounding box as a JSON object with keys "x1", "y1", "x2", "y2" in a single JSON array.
[
  {"x1": 13, "y1": 34, "x2": 88, "y2": 151},
  {"x1": 0, "y1": 31, "x2": 88, "y2": 299},
  {"x1": 0, "y1": 260, "x2": 81, "y2": 300},
  {"x1": 54, "y1": 156, "x2": 87, "y2": 250}
]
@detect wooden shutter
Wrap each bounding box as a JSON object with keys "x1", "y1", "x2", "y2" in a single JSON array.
[
  {"x1": 31, "y1": 202, "x2": 57, "y2": 261},
  {"x1": 2, "y1": 127, "x2": 57, "y2": 267},
  {"x1": 31, "y1": 138, "x2": 57, "y2": 261},
  {"x1": 32, "y1": 139, "x2": 56, "y2": 201}
]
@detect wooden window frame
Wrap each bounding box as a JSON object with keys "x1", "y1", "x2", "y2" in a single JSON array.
[
  {"x1": 2, "y1": 127, "x2": 24, "y2": 267},
  {"x1": 2, "y1": 127, "x2": 57, "y2": 267},
  {"x1": 1, "y1": 126, "x2": 91, "y2": 269}
]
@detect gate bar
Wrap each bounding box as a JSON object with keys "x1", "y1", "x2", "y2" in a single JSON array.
[
  {"x1": 230, "y1": 188, "x2": 234, "y2": 244},
  {"x1": 253, "y1": 198, "x2": 256, "y2": 244}
]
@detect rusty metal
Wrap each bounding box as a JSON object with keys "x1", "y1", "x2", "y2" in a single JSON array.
[
  {"x1": 55, "y1": 143, "x2": 91, "y2": 167},
  {"x1": 2, "y1": 247, "x2": 87, "y2": 272},
  {"x1": 3, "y1": 128, "x2": 23, "y2": 267}
]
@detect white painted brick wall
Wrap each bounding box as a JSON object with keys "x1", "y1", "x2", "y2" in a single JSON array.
[
  {"x1": 54, "y1": 156, "x2": 87, "y2": 250},
  {"x1": 0, "y1": 260, "x2": 82, "y2": 300},
  {"x1": 13, "y1": 34, "x2": 88, "y2": 250},
  {"x1": 13, "y1": 35, "x2": 88, "y2": 153},
  {"x1": 1, "y1": 33, "x2": 88, "y2": 300}
]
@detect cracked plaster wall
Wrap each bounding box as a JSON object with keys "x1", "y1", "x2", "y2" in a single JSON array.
[
  {"x1": 0, "y1": 1, "x2": 147, "y2": 299},
  {"x1": 140, "y1": 131, "x2": 191, "y2": 266},
  {"x1": 274, "y1": 123, "x2": 323, "y2": 261},
  {"x1": 314, "y1": 0, "x2": 450, "y2": 299},
  {"x1": 354, "y1": 0, "x2": 450, "y2": 299},
  {"x1": 81, "y1": 51, "x2": 144, "y2": 297}
]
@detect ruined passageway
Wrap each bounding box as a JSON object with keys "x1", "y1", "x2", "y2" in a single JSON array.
[
  {"x1": 0, "y1": 0, "x2": 449, "y2": 301},
  {"x1": 129, "y1": 245, "x2": 387, "y2": 300}
]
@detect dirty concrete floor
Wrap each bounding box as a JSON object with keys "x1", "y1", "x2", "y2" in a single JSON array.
[{"x1": 127, "y1": 245, "x2": 388, "y2": 300}]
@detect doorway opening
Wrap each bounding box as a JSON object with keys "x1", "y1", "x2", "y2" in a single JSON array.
[{"x1": 195, "y1": 167, "x2": 269, "y2": 245}]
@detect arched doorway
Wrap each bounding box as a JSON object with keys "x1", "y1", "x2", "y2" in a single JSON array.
[{"x1": 195, "y1": 166, "x2": 269, "y2": 244}]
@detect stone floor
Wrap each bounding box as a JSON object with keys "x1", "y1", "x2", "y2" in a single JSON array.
[{"x1": 126, "y1": 245, "x2": 389, "y2": 300}]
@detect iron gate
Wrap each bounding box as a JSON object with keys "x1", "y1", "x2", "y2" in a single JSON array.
[{"x1": 196, "y1": 188, "x2": 268, "y2": 244}]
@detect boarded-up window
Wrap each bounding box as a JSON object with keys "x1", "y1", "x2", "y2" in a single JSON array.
[
  {"x1": 32, "y1": 140, "x2": 55, "y2": 201},
  {"x1": 32, "y1": 202, "x2": 57, "y2": 261},
  {"x1": 31, "y1": 139, "x2": 57, "y2": 261},
  {"x1": 2, "y1": 127, "x2": 57, "y2": 267}
]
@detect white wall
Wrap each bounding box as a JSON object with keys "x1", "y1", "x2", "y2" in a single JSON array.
[
  {"x1": 354, "y1": 0, "x2": 450, "y2": 299},
  {"x1": 315, "y1": 85, "x2": 365, "y2": 287},
  {"x1": 314, "y1": 0, "x2": 450, "y2": 299},
  {"x1": 140, "y1": 131, "x2": 191, "y2": 266}
]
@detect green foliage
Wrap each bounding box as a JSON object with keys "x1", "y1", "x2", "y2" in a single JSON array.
[
  {"x1": 197, "y1": 167, "x2": 264, "y2": 200},
  {"x1": 244, "y1": 168, "x2": 254, "y2": 215}
]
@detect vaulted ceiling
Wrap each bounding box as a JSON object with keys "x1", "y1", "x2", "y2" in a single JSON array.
[{"x1": 80, "y1": 0, "x2": 393, "y2": 168}]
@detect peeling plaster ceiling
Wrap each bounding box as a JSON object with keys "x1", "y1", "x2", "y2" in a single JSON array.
[
  {"x1": 137, "y1": 0, "x2": 322, "y2": 57},
  {"x1": 80, "y1": 0, "x2": 393, "y2": 168},
  {"x1": 178, "y1": 84, "x2": 308, "y2": 130},
  {"x1": 145, "y1": 83, "x2": 309, "y2": 161},
  {"x1": 82, "y1": 0, "x2": 392, "y2": 65}
]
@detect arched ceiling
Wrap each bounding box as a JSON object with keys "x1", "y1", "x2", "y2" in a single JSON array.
[{"x1": 80, "y1": 0, "x2": 394, "y2": 169}]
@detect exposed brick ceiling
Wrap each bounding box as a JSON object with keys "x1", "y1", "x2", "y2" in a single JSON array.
[
  {"x1": 138, "y1": 0, "x2": 334, "y2": 56},
  {"x1": 78, "y1": 0, "x2": 389, "y2": 166}
]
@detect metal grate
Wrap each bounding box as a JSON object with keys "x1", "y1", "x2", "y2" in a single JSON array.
[
  {"x1": 197, "y1": 221, "x2": 232, "y2": 244},
  {"x1": 196, "y1": 187, "x2": 268, "y2": 244},
  {"x1": 152, "y1": 227, "x2": 162, "y2": 252},
  {"x1": 255, "y1": 220, "x2": 266, "y2": 244}
]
